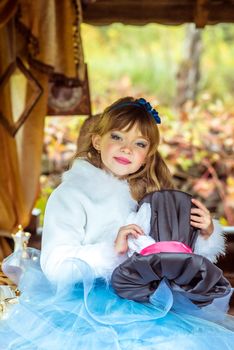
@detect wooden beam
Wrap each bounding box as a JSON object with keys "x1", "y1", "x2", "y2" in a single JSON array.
[
  {"x1": 209, "y1": 3, "x2": 234, "y2": 24},
  {"x1": 82, "y1": 1, "x2": 234, "y2": 26},
  {"x1": 83, "y1": 2, "x2": 194, "y2": 25}
]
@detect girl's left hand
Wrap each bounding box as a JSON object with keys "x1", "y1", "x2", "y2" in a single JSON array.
[{"x1": 190, "y1": 198, "x2": 214, "y2": 238}]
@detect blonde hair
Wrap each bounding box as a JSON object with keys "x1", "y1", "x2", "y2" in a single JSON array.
[{"x1": 74, "y1": 97, "x2": 174, "y2": 201}]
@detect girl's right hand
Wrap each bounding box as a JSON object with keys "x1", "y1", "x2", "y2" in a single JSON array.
[{"x1": 115, "y1": 224, "x2": 144, "y2": 254}]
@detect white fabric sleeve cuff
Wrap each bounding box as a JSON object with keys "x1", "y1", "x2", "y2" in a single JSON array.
[
  {"x1": 125, "y1": 203, "x2": 152, "y2": 235},
  {"x1": 126, "y1": 203, "x2": 155, "y2": 257},
  {"x1": 128, "y1": 235, "x2": 156, "y2": 257},
  {"x1": 194, "y1": 219, "x2": 226, "y2": 263}
]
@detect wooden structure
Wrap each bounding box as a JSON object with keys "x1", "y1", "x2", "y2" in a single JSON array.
[{"x1": 82, "y1": 0, "x2": 234, "y2": 28}]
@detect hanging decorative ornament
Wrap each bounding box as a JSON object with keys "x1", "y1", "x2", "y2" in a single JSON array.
[
  {"x1": 47, "y1": 64, "x2": 91, "y2": 116},
  {"x1": 0, "y1": 58, "x2": 43, "y2": 137}
]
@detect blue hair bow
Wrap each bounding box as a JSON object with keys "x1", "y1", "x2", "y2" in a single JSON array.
[{"x1": 136, "y1": 98, "x2": 161, "y2": 124}]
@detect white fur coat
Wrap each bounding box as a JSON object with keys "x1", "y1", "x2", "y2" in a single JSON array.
[
  {"x1": 41, "y1": 159, "x2": 137, "y2": 284},
  {"x1": 41, "y1": 159, "x2": 225, "y2": 285}
]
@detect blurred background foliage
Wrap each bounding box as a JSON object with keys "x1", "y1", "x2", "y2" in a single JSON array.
[
  {"x1": 37, "y1": 23, "x2": 234, "y2": 226},
  {"x1": 82, "y1": 23, "x2": 234, "y2": 108}
]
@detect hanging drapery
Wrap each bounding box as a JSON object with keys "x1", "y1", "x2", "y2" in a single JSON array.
[
  {"x1": 0, "y1": 17, "x2": 28, "y2": 235},
  {"x1": 0, "y1": 0, "x2": 85, "y2": 258}
]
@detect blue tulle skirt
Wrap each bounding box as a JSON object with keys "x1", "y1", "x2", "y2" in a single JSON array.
[{"x1": 0, "y1": 249, "x2": 234, "y2": 350}]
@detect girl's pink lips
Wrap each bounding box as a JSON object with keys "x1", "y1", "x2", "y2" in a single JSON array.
[{"x1": 114, "y1": 156, "x2": 131, "y2": 165}]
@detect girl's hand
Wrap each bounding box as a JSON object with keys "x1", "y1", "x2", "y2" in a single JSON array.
[
  {"x1": 115, "y1": 224, "x2": 144, "y2": 254},
  {"x1": 191, "y1": 198, "x2": 214, "y2": 238}
]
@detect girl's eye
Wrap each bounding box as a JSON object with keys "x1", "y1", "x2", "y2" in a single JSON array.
[
  {"x1": 111, "y1": 133, "x2": 122, "y2": 140},
  {"x1": 136, "y1": 142, "x2": 148, "y2": 148}
]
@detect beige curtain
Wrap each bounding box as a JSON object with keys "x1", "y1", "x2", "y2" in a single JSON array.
[{"x1": 0, "y1": 0, "x2": 84, "y2": 258}]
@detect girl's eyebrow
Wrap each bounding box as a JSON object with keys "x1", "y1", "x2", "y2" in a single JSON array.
[{"x1": 111, "y1": 129, "x2": 149, "y2": 141}]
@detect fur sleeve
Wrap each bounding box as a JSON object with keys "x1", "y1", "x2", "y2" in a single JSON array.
[
  {"x1": 194, "y1": 219, "x2": 226, "y2": 263},
  {"x1": 44, "y1": 242, "x2": 126, "y2": 285},
  {"x1": 40, "y1": 185, "x2": 120, "y2": 284}
]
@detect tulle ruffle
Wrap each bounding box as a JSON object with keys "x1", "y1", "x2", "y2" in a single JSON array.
[{"x1": 0, "y1": 249, "x2": 234, "y2": 350}]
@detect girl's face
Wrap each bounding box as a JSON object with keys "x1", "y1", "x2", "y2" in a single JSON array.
[{"x1": 92, "y1": 124, "x2": 150, "y2": 178}]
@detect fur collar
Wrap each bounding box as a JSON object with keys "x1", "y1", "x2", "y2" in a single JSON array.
[{"x1": 62, "y1": 159, "x2": 136, "y2": 205}]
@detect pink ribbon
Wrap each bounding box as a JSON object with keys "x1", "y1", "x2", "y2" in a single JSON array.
[{"x1": 140, "y1": 241, "x2": 193, "y2": 256}]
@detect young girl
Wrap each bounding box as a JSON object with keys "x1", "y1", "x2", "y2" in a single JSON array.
[
  {"x1": 1, "y1": 97, "x2": 233, "y2": 349},
  {"x1": 40, "y1": 97, "x2": 224, "y2": 284}
]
